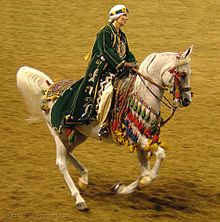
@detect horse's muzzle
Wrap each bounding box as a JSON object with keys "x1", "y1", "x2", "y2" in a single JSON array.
[{"x1": 182, "y1": 98, "x2": 191, "y2": 107}]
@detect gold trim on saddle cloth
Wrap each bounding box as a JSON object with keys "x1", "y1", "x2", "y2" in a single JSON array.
[{"x1": 41, "y1": 79, "x2": 75, "y2": 112}]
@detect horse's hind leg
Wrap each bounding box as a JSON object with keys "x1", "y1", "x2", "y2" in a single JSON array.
[
  {"x1": 59, "y1": 130, "x2": 89, "y2": 190},
  {"x1": 67, "y1": 153, "x2": 88, "y2": 190},
  {"x1": 55, "y1": 136, "x2": 88, "y2": 210},
  {"x1": 46, "y1": 123, "x2": 88, "y2": 210}
]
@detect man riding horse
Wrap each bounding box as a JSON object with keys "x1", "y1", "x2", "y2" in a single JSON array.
[{"x1": 51, "y1": 4, "x2": 138, "y2": 138}]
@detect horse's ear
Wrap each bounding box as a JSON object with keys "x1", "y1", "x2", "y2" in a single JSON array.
[{"x1": 181, "y1": 45, "x2": 193, "y2": 58}]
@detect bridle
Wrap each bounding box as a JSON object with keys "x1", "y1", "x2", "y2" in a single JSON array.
[
  {"x1": 131, "y1": 57, "x2": 191, "y2": 124},
  {"x1": 169, "y1": 56, "x2": 191, "y2": 99}
]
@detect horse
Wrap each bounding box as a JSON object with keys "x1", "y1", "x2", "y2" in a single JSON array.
[{"x1": 16, "y1": 46, "x2": 193, "y2": 211}]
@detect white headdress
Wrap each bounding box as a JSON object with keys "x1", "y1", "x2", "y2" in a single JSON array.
[{"x1": 108, "y1": 5, "x2": 129, "y2": 23}]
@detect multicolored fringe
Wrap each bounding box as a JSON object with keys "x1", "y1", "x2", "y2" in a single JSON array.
[{"x1": 112, "y1": 76, "x2": 165, "y2": 154}]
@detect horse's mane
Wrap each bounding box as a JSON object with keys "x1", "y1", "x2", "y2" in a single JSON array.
[
  {"x1": 133, "y1": 52, "x2": 178, "y2": 94},
  {"x1": 132, "y1": 53, "x2": 157, "y2": 94}
]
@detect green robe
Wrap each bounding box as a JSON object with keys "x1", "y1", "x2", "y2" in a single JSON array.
[{"x1": 51, "y1": 23, "x2": 137, "y2": 132}]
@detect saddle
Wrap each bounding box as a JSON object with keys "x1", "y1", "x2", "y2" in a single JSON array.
[{"x1": 41, "y1": 76, "x2": 115, "y2": 126}]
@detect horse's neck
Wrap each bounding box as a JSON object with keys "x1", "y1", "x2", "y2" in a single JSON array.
[
  {"x1": 132, "y1": 76, "x2": 163, "y2": 113},
  {"x1": 134, "y1": 53, "x2": 175, "y2": 112}
]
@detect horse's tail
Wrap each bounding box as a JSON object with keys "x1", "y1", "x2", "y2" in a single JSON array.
[{"x1": 16, "y1": 66, "x2": 53, "y2": 122}]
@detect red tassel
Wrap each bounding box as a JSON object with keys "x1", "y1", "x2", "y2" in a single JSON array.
[
  {"x1": 175, "y1": 91, "x2": 180, "y2": 98},
  {"x1": 152, "y1": 134, "x2": 159, "y2": 143},
  {"x1": 112, "y1": 120, "x2": 120, "y2": 132},
  {"x1": 144, "y1": 129, "x2": 151, "y2": 137}
]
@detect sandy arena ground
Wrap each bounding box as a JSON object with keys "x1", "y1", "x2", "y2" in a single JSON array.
[{"x1": 0, "y1": 0, "x2": 220, "y2": 221}]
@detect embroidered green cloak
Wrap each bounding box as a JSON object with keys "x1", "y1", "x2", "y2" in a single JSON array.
[{"x1": 51, "y1": 23, "x2": 137, "y2": 132}]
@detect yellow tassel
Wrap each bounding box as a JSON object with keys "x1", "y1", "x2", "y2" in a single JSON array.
[
  {"x1": 51, "y1": 95, "x2": 58, "y2": 101},
  {"x1": 129, "y1": 145, "x2": 136, "y2": 153},
  {"x1": 124, "y1": 140, "x2": 129, "y2": 147},
  {"x1": 41, "y1": 104, "x2": 50, "y2": 112},
  {"x1": 118, "y1": 136, "x2": 125, "y2": 143},
  {"x1": 144, "y1": 145, "x2": 150, "y2": 152},
  {"x1": 151, "y1": 143, "x2": 158, "y2": 152},
  {"x1": 144, "y1": 139, "x2": 159, "y2": 152},
  {"x1": 114, "y1": 128, "x2": 138, "y2": 154},
  {"x1": 115, "y1": 129, "x2": 122, "y2": 136}
]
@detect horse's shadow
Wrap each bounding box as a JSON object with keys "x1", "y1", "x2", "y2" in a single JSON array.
[
  {"x1": 85, "y1": 178, "x2": 200, "y2": 214},
  {"x1": 126, "y1": 191, "x2": 189, "y2": 212}
]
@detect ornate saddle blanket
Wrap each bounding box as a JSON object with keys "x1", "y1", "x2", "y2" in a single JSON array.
[
  {"x1": 44, "y1": 79, "x2": 75, "y2": 100},
  {"x1": 41, "y1": 79, "x2": 75, "y2": 113}
]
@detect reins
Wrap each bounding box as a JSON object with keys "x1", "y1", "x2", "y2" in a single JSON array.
[
  {"x1": 132, "y1": 68, "x2": 167, "y2": 91},
  {"x1": 131, "y1": 67, "x2": 177, "y2": 125}
]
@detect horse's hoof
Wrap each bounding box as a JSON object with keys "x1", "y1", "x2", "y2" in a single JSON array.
[
  {"x1": 78, "y1": 178, "x2": 88, "y2": 191},
  {"x1": 110, "y1": 182, "x2": 123, "y2": 194},
  {"x1": 75, "y1": 202, "x2": 89, "y2": 211}
]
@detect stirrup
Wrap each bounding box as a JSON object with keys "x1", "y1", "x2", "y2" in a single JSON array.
[{"x1": 98, "y1": 126, "x2": 109, "y2": 138}]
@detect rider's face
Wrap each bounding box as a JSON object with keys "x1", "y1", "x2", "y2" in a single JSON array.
[{"x1": 117, "y1": 13, "x2": 128, "y2": 27}]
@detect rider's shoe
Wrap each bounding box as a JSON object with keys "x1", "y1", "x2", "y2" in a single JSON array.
[{"x1": 98, "y1": 126, "x2": 109, "y2": 138}]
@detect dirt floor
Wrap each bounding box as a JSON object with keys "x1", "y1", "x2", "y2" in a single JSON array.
[{"x1": 0, "y1": 0, "x2": 220, "y2": 221}]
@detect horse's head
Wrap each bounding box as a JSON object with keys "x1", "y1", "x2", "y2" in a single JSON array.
[{"x1": 161, "y1": 46, "x2": 193, "y2": 107}]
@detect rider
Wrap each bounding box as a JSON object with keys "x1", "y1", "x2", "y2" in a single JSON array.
[{"x1": 51, "y1": 4, "x2": 138, "y2": 137}]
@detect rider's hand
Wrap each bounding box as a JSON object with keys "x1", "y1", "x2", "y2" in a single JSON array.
[
  {"x1": 124, "y1": 62, "x2": 134, "y2": 68},
  {"x1": 125, "y1": 62, "x2": 139, "y2": 69},
  {"x1": 117, "y1": 62, "x2": 139, "y2": 78},
  {"x1": 134, "y1": 63, "x2": 139, "y2": 69}
]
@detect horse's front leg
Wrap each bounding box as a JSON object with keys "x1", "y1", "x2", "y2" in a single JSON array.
[
  {"x1": 111, "y1": 148, "x2": 150, "y2": 194},
  {"x1": 138, "y1": 146, "x2": 166, "y2": 188},
  {"x1": 112, "y1": 146, "x2": 166, "y2": 194}
]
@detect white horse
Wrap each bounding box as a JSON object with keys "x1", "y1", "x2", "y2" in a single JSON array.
[{"x1": 16, "y1": 46, "x2": 193, "y2": 211}]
